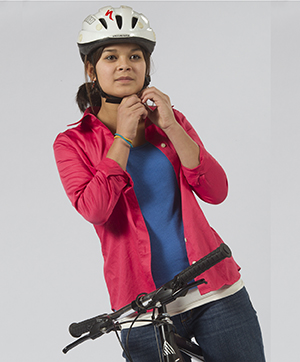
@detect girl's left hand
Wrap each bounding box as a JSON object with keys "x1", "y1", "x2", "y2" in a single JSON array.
[{"x1": 140, "y1": 87, "x2": 177, "y2": 132}]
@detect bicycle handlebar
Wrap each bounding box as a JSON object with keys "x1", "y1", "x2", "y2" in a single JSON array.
[
  {"x1": 65, "y1": 243, "x2": 232, "y2": 351},
  {"x1": 172, "y1": 243, "x2": 231, "y2": 289},
  {"x1": 69, "y1": 314, "x2": 108, "y2": 338}
]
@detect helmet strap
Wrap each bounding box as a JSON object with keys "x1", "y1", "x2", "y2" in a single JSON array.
[{"x1": 100, "y1": 89, "x2": 123, "y2": 104}]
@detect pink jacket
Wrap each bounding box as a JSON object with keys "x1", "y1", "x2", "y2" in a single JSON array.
[{"x1": 53, "y1": 107, "x2": 240, "y2": 311}]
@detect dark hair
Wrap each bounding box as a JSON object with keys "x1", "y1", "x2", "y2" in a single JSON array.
[{"x1": 76, "y1": 45, "x2": 151, "y2": 114}]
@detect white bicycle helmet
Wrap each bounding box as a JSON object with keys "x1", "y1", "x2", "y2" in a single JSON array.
[{"x1": 77, "y1": 5, "x2": 156, "y2": 60}]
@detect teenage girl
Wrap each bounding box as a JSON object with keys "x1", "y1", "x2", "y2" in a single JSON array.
[{"x1": 54, "y1": 5, "x2": 265, "y2": 362}]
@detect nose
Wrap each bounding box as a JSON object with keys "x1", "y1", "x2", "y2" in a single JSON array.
[{"x1": 117, "y1": 57, "x2": 131, "y2": 71}]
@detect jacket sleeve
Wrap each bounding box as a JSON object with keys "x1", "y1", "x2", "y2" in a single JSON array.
[
  {"x1": 53, "y1": 133, "x2": 133, "y2": 225},
  {"x1": 174, "y1": 110, "x2": 228, "y2": 205}
]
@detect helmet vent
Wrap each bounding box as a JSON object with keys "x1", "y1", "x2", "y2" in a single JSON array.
[
  {"x1": 131, "y1": 17, "x2": 138, "y2": 29},
  {"x1": 115, "y1": 15, "x2": 123, "y2": 29},
  {"x1": 99, "y1": 18, "x2": 108, "y2": 29}
]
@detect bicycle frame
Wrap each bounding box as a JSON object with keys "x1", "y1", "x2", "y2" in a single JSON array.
[
  {"x1": 155, "y1": 304, "x2": 205, "y2": 362},
  {"x1": 175, "y1": 334, "x2": 205, "y2": 361}
]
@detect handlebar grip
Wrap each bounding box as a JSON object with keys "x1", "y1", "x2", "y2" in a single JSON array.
[
  {"x1": 173, "y1": 243, "x2": 232, "y2": 287},
  {"x1": 69, "y1": 316, "x2": 99, "y2": 338}
]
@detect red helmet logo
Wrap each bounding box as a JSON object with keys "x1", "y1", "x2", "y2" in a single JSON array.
[{"x1": 105, "y1": 10, "x2": 113, "y2": 21}]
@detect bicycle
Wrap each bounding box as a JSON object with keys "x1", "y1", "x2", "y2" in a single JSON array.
[{"x1": 63, "y1": 243, "x2": 232, "y2": 361}]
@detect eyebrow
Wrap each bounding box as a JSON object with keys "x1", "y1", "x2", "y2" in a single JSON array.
[{"x1": 103, "y1": 48, "x2": 142, "y2": 53}]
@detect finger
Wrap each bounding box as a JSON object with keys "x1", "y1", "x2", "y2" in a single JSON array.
[
  {"x1": 140, "y1": 86, "x2": 162, "y2": 98},
  {"x1": 141, "y1": 104, "x2": 149, "y2": 119},
  {"x1": 139, "y1": 87, "x2": 155, "y2": 103},
  {"x1": 123, "y1": 101, "x2": 148, "y2": 120},
  {"x1": 140, "y1": 90, "x2": 157, "y2": 108},
  {"x1": 120, "y1": 94, "x2": 141, "y2": 107},
  {"x1": 140, "y1": 88, "x2": 166, "y2": 106},
  {"x1": 127, "y1": 100, "x2": 148, "y2": 118},
  {"x1": 143, "y1": 102, "x2": 154, "y2": 113}
]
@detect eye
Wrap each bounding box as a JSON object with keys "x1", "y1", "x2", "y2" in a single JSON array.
[
  {"x1": 130, "y1": 54, "x2": 142, "y2": 60},
  {"x1": 105, "y1": 55, "x2": 117, "y2": 61}
]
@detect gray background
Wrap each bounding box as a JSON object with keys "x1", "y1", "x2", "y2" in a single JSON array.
[{"x1": 0, "y1": 0, "x2": 298, "y2": 361}]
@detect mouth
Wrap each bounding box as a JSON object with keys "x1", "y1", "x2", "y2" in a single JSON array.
[{"x1": 115, "y1": 77, "x2": 134, "y2": 82}]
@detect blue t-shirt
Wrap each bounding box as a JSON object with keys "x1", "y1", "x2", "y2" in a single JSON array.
[{"x1": 127, "y1": 142, "x2": 190, "y2": 288}]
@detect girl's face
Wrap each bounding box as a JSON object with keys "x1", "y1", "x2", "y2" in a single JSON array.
[{"x1": 95, "y1": 43, "x2": 147, "y2": 98}]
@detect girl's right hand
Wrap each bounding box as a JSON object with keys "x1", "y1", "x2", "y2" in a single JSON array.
[{"x1": 116, "y1": 94, "x2": 148, "y2": 141}]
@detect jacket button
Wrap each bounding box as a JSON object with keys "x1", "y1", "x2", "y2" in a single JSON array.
[
  {"x1": 161, "y1": 143, "x2": 166, "y2": 148},
  {"x1": 184, "y1": 238, "x2": 188, "y2": 243}
]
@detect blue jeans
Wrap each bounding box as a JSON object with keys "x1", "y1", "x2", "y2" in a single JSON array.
[{"x1": 121, "y1": 287, "x2": 265, "y2": 362}]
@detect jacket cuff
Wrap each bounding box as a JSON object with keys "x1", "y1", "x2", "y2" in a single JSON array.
[{"x1": 95, "y1": 157, "x2": 134, "y2": 190}]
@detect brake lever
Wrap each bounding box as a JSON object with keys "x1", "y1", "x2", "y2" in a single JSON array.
[
  {"x1": 150, "y1": 278, "x2": 207, "y2": 308},
  {"x1": 89, "y1": 315, "x2": 120, "y2": 340},
  {"x1": 63, "y1": 315, "x2": 120, "y2": 354},
  {"x1": 63, "y1": 335, "x2": 91, "y2": 354},
  {"x1": 172, "y1": 279, "x2": 207, "y2": 299}
]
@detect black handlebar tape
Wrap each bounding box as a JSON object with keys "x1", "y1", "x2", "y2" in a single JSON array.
[
  {"x1": 173, "y1": 244, "x2": 231, "y2": 288},
  {"x1": 69, "y1": 316, "x2": 100, "y2": 338}
]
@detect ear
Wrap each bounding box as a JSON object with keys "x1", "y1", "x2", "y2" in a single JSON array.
[{"x1": 86, "y1": 61, "x2": 96, "y2": 81}]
